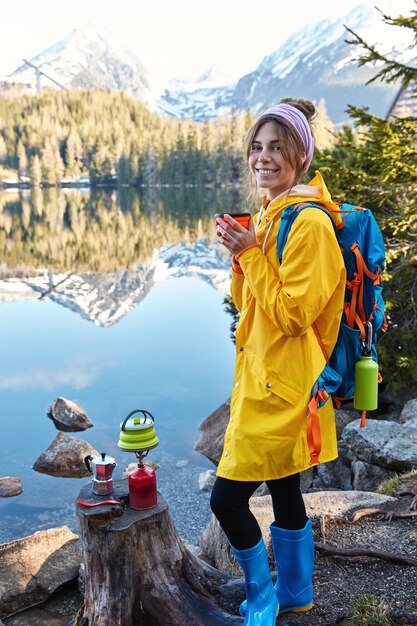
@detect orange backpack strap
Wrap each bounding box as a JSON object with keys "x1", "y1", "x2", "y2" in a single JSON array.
[
  {"x1": 307, "y1": 389, "x2": 328, "y2": 465},
  {"x1": 349, "y1": 243, "x2": 384, "y2": 331}
]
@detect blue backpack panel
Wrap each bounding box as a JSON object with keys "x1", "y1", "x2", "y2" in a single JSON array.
[{"x1": 277, "y1": 202, "x2": 387, "y2": 464}]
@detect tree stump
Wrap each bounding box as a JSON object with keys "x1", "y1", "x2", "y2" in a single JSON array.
[{"x1": 76, "y1": 479, "x2": 244, "y2": 626}]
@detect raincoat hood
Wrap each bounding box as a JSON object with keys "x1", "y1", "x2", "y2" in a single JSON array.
[{"x1": 264, "y1": 171, "x2": 343, "y2": 226}]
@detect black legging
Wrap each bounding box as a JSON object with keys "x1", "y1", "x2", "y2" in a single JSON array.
[{"x1": 210, "y1": 474, "x2": 307, "y2": 550}]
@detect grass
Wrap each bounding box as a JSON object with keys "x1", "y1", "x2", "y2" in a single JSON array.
[
  {"x1": 377, "y1": 468, "x2": 417, "y2": 496},
  {"x1": 342, "y1": 595, "x2": 390, "y2": 625}
]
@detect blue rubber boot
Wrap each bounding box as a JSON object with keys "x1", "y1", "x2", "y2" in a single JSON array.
[
  {"x1": 239, "y1": 519, "x2": 314, "y2": 616},
  {"x1": 231, "y1": 537, "x2": 279, "y2": 625},
  {"x1": 270, "y1": 518, "x2": 314, "y2": 612}
]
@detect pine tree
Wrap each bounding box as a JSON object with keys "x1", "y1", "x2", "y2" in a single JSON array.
[
  {"x1": 28, "y1": 154, "x2": 42, "y2": 187},
  {"x1": 65, "y1": 128, "x2": 83, "y2": 177},
  {"x1": 314, "y1": 99, "x2": 335, "y2": 151},
  {"x1": 17, "y1": 141, "x2": 28, "y2": 178},
  {"x1": 0, "y1": 135, "x2": 6, "y2": 162},
  {"x1": 318, "y1": 5, "x2": 417, "y2": 397}
]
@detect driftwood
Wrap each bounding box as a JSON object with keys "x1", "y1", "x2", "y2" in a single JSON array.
[
  {"x1": 315, "y1": 541, "x2": 417, "y2": 567},
  {"x1": 76, "y1": 479, "x2": 244, "y2": 626}
]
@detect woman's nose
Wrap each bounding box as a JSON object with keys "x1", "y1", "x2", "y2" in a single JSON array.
[{"x1": 258, "y1": 149, "x2": 271, "y2": 162}]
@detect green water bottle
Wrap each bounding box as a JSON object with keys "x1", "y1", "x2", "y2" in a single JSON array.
[{"x1": 354, "y1": 322, "x2": 379, "y2": 411}]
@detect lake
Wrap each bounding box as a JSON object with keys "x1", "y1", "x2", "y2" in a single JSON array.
[{"x1": 0, "y1": 186, "x2": 244, "y2": 545}]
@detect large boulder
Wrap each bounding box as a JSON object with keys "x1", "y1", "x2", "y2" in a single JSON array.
[
  {"x1": 194, "y1": 399, "x2": 230, "y2": 465},
  {"x1": 311, "y1": 458, "x2": 352, "y2": 491},
  {"x1": 47, "y1": 397, "x2": 94, "y2": 432},
  {"x1": 335, "y1": 408, "x2": 360, "y2": 439},
  {"x1": 350, "y1": 458, "x2": 397, "y2": 491},
  {"x1": 33, "y1": 432, "x2": 99, "y2": 478},
  {"x1": 399, "y1": 398, "x2": 417, "y2": 423},
  {"x1": 0, "y1": 477, "x2": 23, "y2": 497},
  {"x1": 303, "y1": 489, "x2": 396, "y2": 518},
  {"x1": 342, "y1": 417, "x2": 417, "y2": 472},
  {"x1": 0, "y1": 526, "x2": 81, "y2": 619},
  {"x1": 200, "y1": 490, "x2": 396, "y2": 575}
]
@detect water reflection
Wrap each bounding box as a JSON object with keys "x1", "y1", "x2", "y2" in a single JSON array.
[
  {"x1": 0, "y1": 188, "x2": 239, "y2": 544},
  {"x1": 0, "y1": 186, "x2": 246, "y2": 272}
]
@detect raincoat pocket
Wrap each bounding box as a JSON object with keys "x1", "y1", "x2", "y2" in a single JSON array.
[{"x1": 248, "y1": 351, "x2": 303, "y2": 406}]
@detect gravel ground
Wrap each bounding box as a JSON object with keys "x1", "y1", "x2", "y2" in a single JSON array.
[
  {"x1": 4, "y1": 480, "x2": 417, "y2": 626},
  {"x1": 274, "y1": 483, "x2": 417, "y2": 626}
]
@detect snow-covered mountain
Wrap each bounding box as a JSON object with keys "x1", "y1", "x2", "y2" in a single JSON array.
[
  {"x1": 158, "y1": 67, "x2": 234, "y2": 119},
  {"x1": 159, "y1": 4, "x2": 413, "y2": 124},
  {"x1": 6, "y1": 22, "x2": 151, "y2": 103},
  {"x1": 0, "y1": 241, "x2": 231, "y2": 327},
  {"x1": 3, "y1": 4, "x2": 414, "y2": 124}
]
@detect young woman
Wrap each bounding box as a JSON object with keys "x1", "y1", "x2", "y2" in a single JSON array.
[{"x1": 211, "y1": 99, "x2": 346, "y2": 625}]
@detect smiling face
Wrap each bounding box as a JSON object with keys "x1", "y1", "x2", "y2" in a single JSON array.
[{"x1": 248, "y1": 121, "x2": 299, "y2": 200}]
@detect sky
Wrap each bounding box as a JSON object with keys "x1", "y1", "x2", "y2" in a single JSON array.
[{"x1": 0, "y1": 0, "x2": 415, "y2": 90}]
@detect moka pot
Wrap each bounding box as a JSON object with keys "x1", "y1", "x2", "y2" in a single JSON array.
[{"x1": 84, "y1": 452, "x2": 117, "y2": 495}]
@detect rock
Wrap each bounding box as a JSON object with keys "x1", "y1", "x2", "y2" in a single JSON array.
[
  {"x1": 122, "y1": 462, "x2": 138, "y2": 478},
  {"x1": 33, "y1": 432, "x2": 99, "y2": 478},
  {"x1": 350, "y1": 458, "x2": 397, "y2": 491},
  {"x1": 342, "y1": 418, "x2": 417, "y2": 471},
  {"x1": 312, "y1": 458, "x2": 352, "y2": 491},
  {"x1": 0, "y1": 476, "x2": 23, "y2": 497},
  {"x1": 0, "y1": 526, "x2": 81, "y2": 619},
  {"x1": 200, "y1": 496, "x2": 276, "y2": 576},
  {"x1": 300, "y1": 468, "x2": 315, "y2": 492},
  {"x1": 200, "y1": 490, "x2": 396, "y2": 575},
  {"x1": 253, "y1": 482, "x2": 270, "y2": 497},
  {"x1": 198, "y1": 469, "x2": 216, "y2": 491},
  {"x1": 303, "y1": 489, "x2": 396, "y2": 519},
  {"x1": 47, "y1": 397, "x2": 94, "y2": 432},
  {"x1": 3, "y1": 608, "x2": 74, "y2": 625},
  {"x1": 122, "y1": 461, "x2": 160, "y2": 478},
  {"x1": 336, "y1": 439, "x2": 352, "y2": 468},
  {"x1": 399, "y1": 397, "x2": 417, "y2": 423},
  {"x1": 194, "y1": 399, "x2": 230, "y2": 465},
  {"x1": 335, "y1": 408, "x2": 361, "y2": 439}
]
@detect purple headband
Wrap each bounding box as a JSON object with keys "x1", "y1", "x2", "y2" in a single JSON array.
[{"x1": 259, "y1": 103, "x2": 314, "y2": 173}]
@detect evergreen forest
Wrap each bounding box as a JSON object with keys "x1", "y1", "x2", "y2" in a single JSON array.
[{"x1": 0, "y1": 90, "x2": 254, "y2": 188}]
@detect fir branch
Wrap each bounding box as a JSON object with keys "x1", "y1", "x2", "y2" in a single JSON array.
[{"x1": 344, "y1": 6, "x2": 417, "y2": 87}]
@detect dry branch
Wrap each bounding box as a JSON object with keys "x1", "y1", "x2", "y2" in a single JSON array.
[{"x1": 315, "y1": 541, "x2": 417, "y2": 566}]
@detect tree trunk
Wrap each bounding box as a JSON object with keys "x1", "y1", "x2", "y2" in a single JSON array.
[{"x1": 76, "y1": 479, "x2": 243, "y2": 626}]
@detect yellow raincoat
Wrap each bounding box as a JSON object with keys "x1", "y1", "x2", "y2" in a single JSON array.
[{"x1": 217, "y1": 172, "x2": 346, "y2": 482}]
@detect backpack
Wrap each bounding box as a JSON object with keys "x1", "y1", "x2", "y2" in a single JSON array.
[{"x1": 277, "y1": 201, "x2": 387, "y2": 465}]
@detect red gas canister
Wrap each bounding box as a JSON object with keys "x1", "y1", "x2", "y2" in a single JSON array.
[{"x1": 128, "y1": 463, "x2": 158, "y2": 510}]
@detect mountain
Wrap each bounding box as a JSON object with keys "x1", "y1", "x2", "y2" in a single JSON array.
[
  {"x1": 0, "y1": 241, "x2": 231, "y2": 327},
  {"x1": 6, "y1": 22, "x2": 151, "y2": 103},
  {"x1": 156, "y1": 4, "x2": 411, "y2": 125},
  {"x1": 157, "y1": 67, "x2": 234, "y2": 119},
  {"x1": 3, "y1": 5, "x2": 413, "y2": 125}
]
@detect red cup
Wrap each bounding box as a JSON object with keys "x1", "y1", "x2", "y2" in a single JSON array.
[{"x1": 215, "y1": 212, "x2": 251, "y2": 229}]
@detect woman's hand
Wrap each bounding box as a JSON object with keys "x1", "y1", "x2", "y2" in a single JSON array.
[{"x1": 216, "y1": 215, "x2": 257, "y2": 255}]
